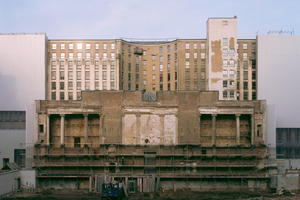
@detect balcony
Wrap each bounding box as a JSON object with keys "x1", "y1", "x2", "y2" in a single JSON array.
[{"x1": 134, "y1": 48, "x2": 143, "y2": 55}]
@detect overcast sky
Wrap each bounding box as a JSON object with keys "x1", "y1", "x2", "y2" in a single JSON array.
[{"x1": 0, "y1": 0, "x2": 299, "y2": 40}]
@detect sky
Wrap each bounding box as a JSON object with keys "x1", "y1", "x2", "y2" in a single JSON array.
[{"x1": 0, "y1": 0, "x2": 299, "y2": 40}]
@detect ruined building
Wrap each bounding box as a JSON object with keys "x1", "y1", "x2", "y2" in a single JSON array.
[{"x1": 34, "y1": 90, "x2": 269, "y2": 191}]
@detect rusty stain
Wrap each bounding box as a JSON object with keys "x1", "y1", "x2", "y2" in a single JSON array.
[
  {"x1": 229, "y1": 37, "x2": 235, "y2": 49},
  {"x1": 211, "y1": 40, "x2": 222, "y2": 72},
  {"x1": 211, "y1": 78, "x2": 221, "y2": 83}
]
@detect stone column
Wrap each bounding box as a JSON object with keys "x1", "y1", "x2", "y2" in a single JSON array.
[
  {"x1": 159, "y1": 114, "x2": 165, "y2": 145},
  {"x1": 175, "y1": 114, "x2": 178, "y2": 145},
  {"x1": 99, "y1": 114, "x2": 102, "y2": 144},
  {"x1": 251, "y1": 114, "x2": 255, "y2": 145},
  {"x1": 236, "y1": 114, "x2": 241, "y2": 145},
  {"x1": 84, "y1": 114, "x2": 88, "y2": 146},
  {"x1": 35, "y1": 113, "x2": 39, "y2": 143},
  {"x1": 60, "y1": 114, "x2": 65, "y2": 147},
  {"x1": 47, "y1": 114, "x2": 50, "y2": 146},
  {"x1": 212, "y1": 114, "x2": 217, "y2": 145},
  {"x1": 198, "y1": 114, "x2": 201, "y2": 143},
  {"x1": 136, "y1": 114, "x2": 141, "y2": 144},
  {"x1": 121, "y1": 114, "x2": 125, "y2": 144}
]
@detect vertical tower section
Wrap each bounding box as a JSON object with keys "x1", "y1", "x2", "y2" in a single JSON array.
[{"x1": 206, "y1": 17, "x2": 237, "y2": 100}]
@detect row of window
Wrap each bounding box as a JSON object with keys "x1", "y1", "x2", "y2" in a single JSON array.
[
  {"x1": 51, "y1": 81, "x2": 115, "y2": 91},
  {"x1": 52, "y1": 52, "x2": 115, "y2": 59},
  {"x1": 51, "y1": 60, "x2": 115, "y2": 70},
  {"x1": 184, "y1": 81, "x2": 205, "y2": 90},
  {"x1": 52, "y1": 43, "x2": 115, "y2": 50},
  {"x1": 185, "y1": 52, "x2": 205, "y2": 59},
  {"x1": 236, "y1": 91, "x2": 256, "y2": 100},
  {"x1": 236, "y1": 82, "x2": 256, "y2": 90},
  {"x1": 223, "y1": 91, "x2": 235, "y2": 99},
  {"x1": 185, "y1": 71, "x2": 205, "y2": 80},
  {"x1": 223, "y1": 70, "x2": 235, "y2": 78},
  {"x1": 51, "y1": 71, "x2": 114, "y2": 81},
  {"x1": 236, "y1": 71, "x2": 256, "y2": 80}
]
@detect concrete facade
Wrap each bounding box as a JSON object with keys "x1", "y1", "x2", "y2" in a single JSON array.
[{"x1": 33, "y1": 90, "x2": 269, "y2": 191}]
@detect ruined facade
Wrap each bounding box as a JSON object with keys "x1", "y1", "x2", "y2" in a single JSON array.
[{"x1": 34, "y1": 90, "x2": 269, "y2": 191}]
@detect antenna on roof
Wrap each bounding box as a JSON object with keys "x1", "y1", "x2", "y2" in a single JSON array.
[{"x1": 234, "y1": 15, "x2": 237, "y2": 18}]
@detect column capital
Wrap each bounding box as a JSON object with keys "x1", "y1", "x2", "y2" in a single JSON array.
[
  {"x1": 212, "y1": 114, "x2": 217, "y2": 117},
  {"x1": 47, "y1": 114, "x2": 51, "y2": 117},
  {"x1": 83, "y1": 114, "x2": 88, "y2": 117},
  {"x1": 198, "y1": 113, "x2": 202, "y2": 117},
  {"x1": 98, "y1": 113, "x2": 102, "y2": 117},
  {"x1": 122, "y1": 114, "x2": 125, "y2": 117},
  {"x1": 60, "y1": 114, "x2": 65, "y2": 117},
  {"x1": 159, "y1": 114, "x2": 165, "y2": 117},
  {"x1": 135, "y1": 114, "x2": 141, "y2": 117},
  {"x1": 235, "y1": 114, "x2": 241, "y2": 117}
]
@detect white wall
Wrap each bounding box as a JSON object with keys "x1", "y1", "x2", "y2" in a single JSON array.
[
  {"x1": 257, "y1": 35, "x2": 300, "y2": 128},
  {"x1": 0, "y1": 34, "x2": 46, "y2": 110},
  {"x1": 0, "y1": 170, "x2": 20, "y2": 197}
]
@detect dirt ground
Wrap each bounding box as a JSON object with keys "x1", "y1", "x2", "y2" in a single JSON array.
[{"x1": 2, "y1": 190, "x2": 300, "y2": 200}]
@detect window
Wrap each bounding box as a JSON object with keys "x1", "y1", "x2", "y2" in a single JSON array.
[
  {"x1": 111, "y1": 71, "x2": 115, "y2": 80},
  {"x1": 84, "y1": 82, "x2": 89, "y2": 90},
  {"x1": 201, "y1": 81, "x2": 205, "y2": 90},
  {"x1": 77, "y1": 92, "x2": 81, "y2": 100},
  {"x1": 185, "y1": 52, "x2": 190, "y2": 59},
  {"x1": 86, "y1": 43, "x2": 90, "y2": 49},
  {"x1": 201, "y1": 43, "x2": 205, "y2": 49},
  {"x1": 111, "y1": 43, "x2": 115, "y2": 49},
  {"x1": 103, "y1": 61, "x2": 107, "y2": 69},
  {"x1": 175, "y1": 52, "x2": 177, "y2": 60},
  {"x1": 167, "y1": 54, "x2": 170, "y2": 61},
  {"x1": 252, "y1": 82, "x2": 256, "y2": 90},
  {"x1": 129, "y1": 54, "x2": 131, "y2": 62},
  {"x1": 160, "y1": 64, "x2": 163, "y2": 72},
  {"x1": 68, "y1": 82, "x2": 73, "y2": 90},
  {"x1": 185, "y1": 43, "x2": 190, "y2": 49},
  {"x1": 201, "y1": 71, "x2": 205, "y2": 80},
  {"x1": 252, "y1": 92, "x2": 256, "y2": 100},
  {"x1": 223, "y1": 70, "x2": 228, "y2": 77},
  {"x1": 93, "y1": 71, "x2": 99, "y2": 80},
  {"x1": 237, "y1": 43, "x2": 239, "y2": 50},
  {"x1": 223, "y1": 91, "x2": 228, "y2": 98},
  {"x1": 95, "y1": 61, "x2": 99, "y2": 69},
  {"x1": 95, "y1": 82, "x2": 99, "y2": 90},
  {"x1": 194, "y1": 52, "x2": 197, "y2": 59},
  {"x1": 237, "y1": 71, "x2": 239, "y2": 79},
  {"x1": 52, "y1": 43, "x2": 56, "y2": 49},
  {"x1": 194, "y1": 60, "x2": 197, "y2": 68},
  {"x1": 135, "y1": 64, "x2": 139, "y2": 72},
  {"x1": 111, "y1": 60, "x2": 115, "y2": 69},
  {"x1": 143, "y1": 80, "x2": 146, "y2": 85},
  {"x1": 60, "y1": 53, "x2": 65, "y2": 59},
  {"x1": 160, "y1": 56, "x2": 163, "y2": 62},
  {"x1": 152, "y1": 65, "x2": 155, "y2": 71},
  {"x1": 69, "y1": 53, "x2": 73, "y2": 59},
  {"x1": 193, "y1": 81, "x2": 197, "y2": 89},
  {"x1": 128, "y1": 73, "x2": 131, "y2": 81},
  {"x1": 103, "y1": 71, "x2": 107, "y2": 80},
  {"x1": 223, "y1": 21, "x2": 228, "y2": 26},
  {"x1": 51, "y1": 82, "x2": 56, "y2": 90},
  {"x1": 243, "y1": 53, "x2": 247, "y2": 59},
  {"x1": 51, "y1": 92, "x2": 56, "y2": 100},
  {"x1": 201, "y1": 60, "x2": 205, "y2": 69},
  {"x1": 243, "y1": 82, "x2": 248, "y2": 90},
  {"x1": 194, "y1": 43, "x2": 197, "y2": 49},
  {"x1": 175, "y1": 61, "x2": 177, "y2": 70},
  {"x1": 95, "y1": 53, "x2": 99, "y2": 59},
  {"x1": 128, "y1": 45, "x2": 131, "y2": 52},
  {"x1": 152, "y1": 74, "x2": 156, "y2": 80},
  {"x1": 185, "y1": 61, "x2": 190, "y2": 69},
  {"x1": 103, "y1": 53, "x2": 107, "y2": 59},
  {"x1": 77, "y1": 71, "x2": 81, "y2": 80},
  {"x1": 143, "y1": 50, "x2": 146, "y2": 56},
  {"x1": 168, "y1": 73, "x2": 170, "y2": 81},
  {"x1": 60, "y1": 92, "x2": 64, "y2": 100},
  {"x1": 167, "y1": 45, "x2": 170, "y2": 52},
  {"x1": 223, "y1": 38, "x2": 228, "y2": 46},
  {"x1": 95, "y1": 43, "x2": 99, "y2": 49},
  {"x1": 237, "y1": 82, "x2": 239, "y2": 90},
  {"x1": 60, "y1": 71, "x2": 64, "y2": 80},
  {"x1": 185, "y1": 71, "x2": 190, "y2": 80},
  {"x1": 230, "y1": 49, "x2": 234, "y2": 56},
  {"x1": 68, "y1": 92, "x2": 73, "y2": 100},
  {"x1": 243, "y1": 71, "x2": 248, "y2": 80},
  {"x1": 223, "y1": 59, "x2": 228, "y2": 67},
  {"x1": 152, "y1": 84, "x2": 155, "y2": 90},
  {"x1": 51, "y1": 61, "x2": 56, "y2": 69},
  {"x1": 223, "y1": 49, "x2": 228, "y2": 56},
  {"x1": 143, "y1": 60, "x2": 146, "y2": 66},
  {"x1": 243, "y1": 43, "x2": 247, "y2": 50},
  {"x1": 111, "y1": 81, "x2": 115, "y2": 90},
  {"x1": 243, "y1": 61, "x2": 248, "y2": 69},
  {"x1": 160, "y1": 74, "x2": 163, "y2": 82},
  {"x1": 223, "y1": 80, "x2": 228, "y2": 88},
  {"x1": 103, "y1": 43, "x2": 107, "y2": 50},
  {"x1": 86, "y1": 53, "x2": 90, "y2": 59},
  {"x1": 77, "y1": 82, "x2": 81, "y2": 90},
  {"x1": 175, "y1": 43, "x2": 177, "y2": 50},
  {"x1": 69, "y1": 43, "x2": 73, "y2": 49},
  {"x1": 194, "y1": 71, "x2": 197, "y2": 80},
  {"x1": 143, "y1": 70, "x2": 146, "y2": 76},
  {"x1": 175, "y1": 72, "x2": 178, "y2": 80},
  {"x1": 167, "y1": 63, "x2": 170, "y2": 71},
  {"x1": 136, "y1": 56, "x2": 139, "y2": 62},
  {"x1": 252, "y1": 43, "x2": 256, "y2": 50},
  {"x1": 61, "y1": 43, "x2": 65, "y2": 50},
  {"x1": 237, "y1": 60, "x2": 239, "y2": 69},
  {"x1": 230, "y1": 59, "x2": 234, "y2": 67},
  {"x1": 77, "y1": 43, "x2": 82, "y2": 49},
  {"x1": 152, "y1": 55, "x2": 155, "y2": 61},
  {"x1": 160, "y1": 47, "x2": 163, "y2": 53},
  {"x1": 68, "y1": 71, "x2": 73, "y2": 80},
  {"x1": 85, "y1": 61, "x2": 90, "y2": 69},
  {"x1": 160, "y1": 84, "x2": 163, "y2": 90},
  {"x1": 185, "y1": 81, "x2": 190, "y2": 90},
  {"x1": 51, "y1": 71, "x2": 56, "y2": 80},
  {"x1": 230, "y1": 91, "x2": 234, "y2": 98},
  {"x1": 85, "y1": 71, "x2": 90, "y2": 80},
  {"x1": 201, "y1": 52, "x2": 205, "y2": 58},
  {"x1": 230, "y1": 70, "x2": 234, "y2": 78},
  {"x1": 52, "y1": 53, "x2": 56, "y2": 58},
  {"x1": 252, "y1": 71, "x2": 256, "y2": 80},
  {"x1": 77, "y1": 52, "x2": 82, "y2": 59},
  {"x1": 243, "y1": 92, "x2": 248, "y2": 100},
  {"x1": 229, "y1": 80, "x2": 234, "y2": 87},
  {"x1": 77, "y1": 61, "x2": 82, "y2": 69}
]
